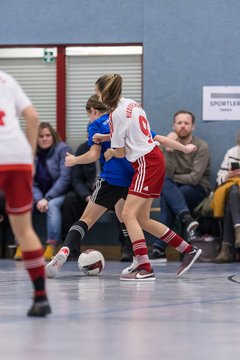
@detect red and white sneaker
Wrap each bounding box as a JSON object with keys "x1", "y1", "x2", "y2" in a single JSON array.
[
  {"x1": 45, "y1": 247, "x2": 69, "y2": 278},
  {"x1": 120, "y1": 267, "x2": 155, "y2": 281},
  {"x1": 177, "y1": 246, "x2": 202, "y2": 277}
]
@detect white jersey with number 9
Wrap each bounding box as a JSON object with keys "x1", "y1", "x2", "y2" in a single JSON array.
[{"x1": 110, "y1": 97, "x2": 157, "y2": 162}]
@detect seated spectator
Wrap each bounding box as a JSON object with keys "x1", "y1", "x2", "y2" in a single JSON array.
[
  {"x1": 14, "y1": 122, "x2": 72, "y2": 261},
  {"x1": 149, "y1": 110, "x2": 211, "y2": 262},
  {"x1": 213, "y1": 132, "x2": 240, "y2": 263}
]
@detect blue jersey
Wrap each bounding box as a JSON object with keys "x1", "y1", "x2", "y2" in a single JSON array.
[{"x1": 88, "y1": 114, "x2": 134, "y2": 187}]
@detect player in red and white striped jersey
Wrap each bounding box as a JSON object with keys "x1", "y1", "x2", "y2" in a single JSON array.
[{"x1": 0, "y1": 70, "x2": 51, "y2": 316}]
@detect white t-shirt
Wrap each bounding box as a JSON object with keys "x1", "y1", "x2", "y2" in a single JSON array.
[
  {"x1": 110, "y1": 97, "x2": 157, "y2": 162},
  {"x1": 0, "y1": 70, "x2": 32, "y2": 165}
]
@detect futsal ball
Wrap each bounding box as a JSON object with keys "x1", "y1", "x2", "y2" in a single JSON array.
[{"x1": 78, "y1": 249, "x2": 105, "y2": 275}]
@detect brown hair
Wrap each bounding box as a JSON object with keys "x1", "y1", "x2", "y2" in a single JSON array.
[
  {"x1": 173, "y1": 110, "x2": 195, "y2": 124},
  {"x1": 86, "y1": 94, "x2": 108, "y2": 113},
  {"x1": 38, "y1": 122, "x2": 61, "y2": 144},
  {"x1": 95, "y1": 74, "x2": 122, "y2": 111}
]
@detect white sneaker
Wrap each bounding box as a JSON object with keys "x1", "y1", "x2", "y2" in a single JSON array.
[
  {"x1": 186, "y1": 220, "x2": 199, "y2": 233},
  {"x1": 45, "y1": 247, "x2": 69, "y2": 278},
  {"x1": 121, "y1": 257, "x2": 138, "y2": 275}
]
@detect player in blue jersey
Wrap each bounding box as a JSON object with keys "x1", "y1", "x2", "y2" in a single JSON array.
[{"x1": 46, "y1": 95, "x2": 134, "y2": 278}]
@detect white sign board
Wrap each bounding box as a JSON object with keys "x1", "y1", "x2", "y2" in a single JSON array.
[{"x1": 203, "y1": 86, "x2": 240, "y2": 121}]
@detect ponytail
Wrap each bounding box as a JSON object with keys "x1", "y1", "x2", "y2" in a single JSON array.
[{"x1": 95, "y1": 74, "x2": 122, "y2": 111}]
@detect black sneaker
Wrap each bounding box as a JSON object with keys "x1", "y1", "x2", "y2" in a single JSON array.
[
  {"x1": 180, "y1": 212, "x2": 199, "y2": 232},
  {"x1": 120, "y1": 251, "x2": 133, "y2": 262},
  {"x1": 120, "y1": 242, "x2": 133, "y2": 262},
  {"x1": 177, "y1": 246, "x2": 202, "y2": 277},
  {"x1": 27, "y1": 300, "x2": 52, "y2": 317},
  {"x1": 148, "y1": 247, "x2": 167, "y2": 263}
]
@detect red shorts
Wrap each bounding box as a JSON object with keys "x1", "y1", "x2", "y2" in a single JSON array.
[
  {"x1": 0, "y1": 165, "x2": 33, "y2": 215},
  {"x1": 129, "y1": 146, "x2": 165, "y2": 198}
]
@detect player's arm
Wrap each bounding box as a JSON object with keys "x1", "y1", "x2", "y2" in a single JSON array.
[
  {"x1": 65, "y1": 144, "x2": 101, "y2": 167},
  {"x1": 104, "y1": 147, "x2": 126, "y2": 161},
  {"x1": 22, "y1": 105, "x2": 39, "y2": 156},
  {"x1": 93, "y1": 133, "x2": 111, "y2": 144},
  {"x1": 92, "y1": 131, "x2": 125, "y2": 160},
  {"x1": 154, "y1": 134, "x2": 197, "y2": 154}
]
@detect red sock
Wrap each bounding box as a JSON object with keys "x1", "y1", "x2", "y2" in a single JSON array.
[
  {"x1": 22, "y1": 248, "x2": 47, "y2": 301},
  {"x1": 132, "y1": 239, "x2": 151, "y2": 272},
  {"x1": 161, "y1": 229, "x2": 193, "y2": 253}
]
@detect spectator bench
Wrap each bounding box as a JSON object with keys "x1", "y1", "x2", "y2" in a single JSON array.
[
  {"x1": 0, "y1": 201, "x2": 222, "y2": 262},
  {"x1": 148, "y1": 202, "x2": 223, "y2": 262}
]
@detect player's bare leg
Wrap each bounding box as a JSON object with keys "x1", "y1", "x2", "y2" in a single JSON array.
[
  {"x1": 9, "y1": 212, "x2": 51, "y2": 317},
  {"x1": 137, "y1": 199, "x2": 202, "y2": 276},
  {"x1": 46, "y1": 200, "x2": 107, "y2": 278},
  {"x1": 120, "y1": 195, "x2": 155, "y2": 281}
]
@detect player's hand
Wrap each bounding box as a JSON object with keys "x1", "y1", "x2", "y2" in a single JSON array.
[
  {"x1": 184, "y1": 144, "x2": 197, "y2": 154},
  {"x1": 104, "y1": 148, "x2": 114, "y2": 161},
  {"x1": 65, "y1": 152, "x2": 76, "y2": 167},
  {"x1": 93, "y1": 133, "x2": 103, "y2": 144}
]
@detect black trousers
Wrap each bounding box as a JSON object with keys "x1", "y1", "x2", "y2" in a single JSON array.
[
  {"x1": 62, "y1": 191, "x2": 88, "y2": 240},
  {"x1": 223, "y1": 184, "x2": 240, "y2": 246}
]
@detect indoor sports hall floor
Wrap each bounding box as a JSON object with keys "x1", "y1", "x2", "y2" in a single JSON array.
[{"x1": 0, "y1": 259, "x2": 239, "y2": 360}]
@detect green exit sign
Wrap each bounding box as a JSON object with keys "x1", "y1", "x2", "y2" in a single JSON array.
[{"x1": 44, "y1": 49, "x2": 55, "y2": 63}]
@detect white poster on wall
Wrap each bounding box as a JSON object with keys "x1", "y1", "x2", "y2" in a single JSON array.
[{"x1": 203, "y1": 86, "x2": 240, "y2": 121}]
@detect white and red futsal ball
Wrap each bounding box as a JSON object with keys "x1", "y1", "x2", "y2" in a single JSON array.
[{"x1": 78, "y1": 249, "x2": 105, "y2": 275}]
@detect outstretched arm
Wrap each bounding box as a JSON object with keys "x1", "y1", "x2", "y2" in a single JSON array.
[
  {"x1": 65, "y1": 144, "x2": 101, "y2": 167},
  {"x1": 154, "y1": 134, "x2": 197, "y2": 154}
]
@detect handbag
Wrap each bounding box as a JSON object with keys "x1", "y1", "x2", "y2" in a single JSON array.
[{"x1": 193, "y1": 193, "x2": 214, "y2": 218}]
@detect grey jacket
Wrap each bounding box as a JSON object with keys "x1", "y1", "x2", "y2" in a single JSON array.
[{"x1": 33, "y1": 141, "x2": 72, "y2": 202}]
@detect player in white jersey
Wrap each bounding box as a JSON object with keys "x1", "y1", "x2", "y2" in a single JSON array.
[
  {"x1": 0, "y1": 70, "x2": 51, "y2": 316},
  {"x1": 95, "y1": 74, "x2": 202, "y2": 280},
  {"x1": 108, "y1": 97, "x2": 157, "y2": 162}
]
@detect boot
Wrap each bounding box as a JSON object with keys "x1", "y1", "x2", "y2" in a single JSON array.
[
  {"x1": 120, "y1": 240, "x2": 133, "y2": 262},
  {"x1": 215, "y1": 244, "x2": 232, "y2": 263},
  {"x1": 14, "y1": 246, "x2": 22, "y2": 261},
  {"x1": 43, "y1": 244, "x2": 55, "y2": 261},
  {"x1": 234, "y1": 226, "x2": 240, "y2": 248}
]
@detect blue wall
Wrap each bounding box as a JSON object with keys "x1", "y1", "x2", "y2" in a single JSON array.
[{"x1": 1, "y1": 0, "x2": 240, "y2": 187}]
